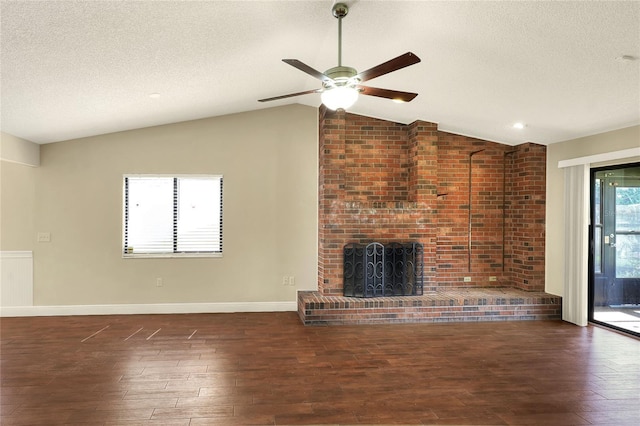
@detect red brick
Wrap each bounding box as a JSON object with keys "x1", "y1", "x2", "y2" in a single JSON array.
[{"x1": 318, "y1": 107, "x2": 546, "y2": 297}]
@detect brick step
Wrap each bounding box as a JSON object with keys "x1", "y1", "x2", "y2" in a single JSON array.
[{"x1": 298, "y1": 288, "x2": 562, "y2": 325}]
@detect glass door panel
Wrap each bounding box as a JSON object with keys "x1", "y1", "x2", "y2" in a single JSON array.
[{"x1": 590, "y1": 164, "x2": 640, "y2": 336}]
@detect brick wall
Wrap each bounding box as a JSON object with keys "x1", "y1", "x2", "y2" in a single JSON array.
[
  {"x1": 318, "y1": 107, "x2": 546, "y2": 295},
  {"x1": 508, "y1": 143, "x2": 546, "y2": 291},
  {"x1": 436, "y1": 132, "x2": 511, "y2": 287},
  {"x1": 344, "y1": 115, "x2": 409, "y2": 201}
]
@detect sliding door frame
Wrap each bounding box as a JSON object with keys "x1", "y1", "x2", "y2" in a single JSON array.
[{"x1": 588, "y1": 161, "x2": 640, "y2": 338}]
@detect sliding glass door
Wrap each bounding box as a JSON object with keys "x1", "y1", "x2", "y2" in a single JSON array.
[{"x1": 590, "y1": 163, "x2": 640, "y2": 336}]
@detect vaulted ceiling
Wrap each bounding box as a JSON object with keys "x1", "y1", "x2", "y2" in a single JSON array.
[{"x1": 1, "y1": 0, "x2": 639, "y2": 145}]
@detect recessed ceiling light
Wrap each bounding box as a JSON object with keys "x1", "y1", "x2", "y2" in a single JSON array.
[
  {"x1": 512, "y1": 122, "x2": 526, "y2": 130},
  {"x1": 149, "y1": 93, "x2": 161, "y2": 99}
]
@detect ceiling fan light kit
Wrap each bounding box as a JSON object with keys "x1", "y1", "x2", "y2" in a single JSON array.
[
  {"x1": 259, "y1": 3, "x2": 420, "y2": 111},
  {"x1": 321, "y1": 85, "x2": 359, "y2": 110}
]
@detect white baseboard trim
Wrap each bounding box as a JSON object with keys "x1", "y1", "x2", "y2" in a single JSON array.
[{"x1": 0, "y1": 301, "x2": 297, "y2": 317}]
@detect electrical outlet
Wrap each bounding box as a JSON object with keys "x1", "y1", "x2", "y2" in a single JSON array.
[
  {"x1": 283, "y1": 276, "x2": 289, "y2": 286},
  {"x1": 489, "y1": 276, "x2": 497, "y2": 282},
  {"x1": 289, "y1": 276, "x2": 295, "y2": 287},
  {"x1": 156, "y1": 278, "x2": 163, "y2": 287},
  {"x1": 463, "y1": 276, "x2": 472, "y2": 282},
  {"x1": 37, "y1": 232, "x2": 51, "y2": 242}
]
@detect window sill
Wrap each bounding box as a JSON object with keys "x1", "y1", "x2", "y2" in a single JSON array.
[{"x1": 122, "y1": 253, "x2": 223, "y2": 259}]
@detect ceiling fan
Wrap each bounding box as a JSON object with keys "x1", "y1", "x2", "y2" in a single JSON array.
[{"x1": 258, "y1": 2, "x2": 421, "y2": 110}]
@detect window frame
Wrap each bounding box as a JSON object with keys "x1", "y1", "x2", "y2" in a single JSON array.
[{"x1": 122, "y1": 174, "x2": 223, "y2": 259}]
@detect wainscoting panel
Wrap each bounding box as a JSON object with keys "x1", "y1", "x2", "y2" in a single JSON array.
[{"x1": 1, "y1": 251, "x2": 34, "y2": 307}]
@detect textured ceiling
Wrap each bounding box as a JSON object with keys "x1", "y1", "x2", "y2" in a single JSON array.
[{"x1": 1, "y1": 0, "x2": 639, "y2": 145}]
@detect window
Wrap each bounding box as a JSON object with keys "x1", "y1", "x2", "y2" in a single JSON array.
[
  {"x1": 123, "y1": 175, "x2": 223, "y2": 257},
  {"x1": 615, "y1": 186, "x2": 640, "y2": 278}
]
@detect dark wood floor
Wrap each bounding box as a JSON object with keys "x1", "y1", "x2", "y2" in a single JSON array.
[{"x1": 1, "y1": 312, "x2": 639, "y2": 425}]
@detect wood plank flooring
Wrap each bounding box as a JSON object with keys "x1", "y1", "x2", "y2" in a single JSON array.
[{"x1": 1, "y1": 312, "x2": 639, "y2": 425}]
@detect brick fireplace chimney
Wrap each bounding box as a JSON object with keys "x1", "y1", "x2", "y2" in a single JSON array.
[{"x1": 317, "y1": 106, "x2": 546, "y2": 296}]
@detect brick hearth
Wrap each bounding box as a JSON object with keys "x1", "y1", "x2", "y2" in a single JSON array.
[{"x1": 298, "y1": 288, "x2": 561, "y2": 326}]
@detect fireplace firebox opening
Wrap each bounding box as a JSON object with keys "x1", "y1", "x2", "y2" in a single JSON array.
[{"x1": 343, "y1": 242, "x2": 424, "y2": 298}]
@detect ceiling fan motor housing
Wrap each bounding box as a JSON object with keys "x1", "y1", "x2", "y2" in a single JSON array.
[{"x1": 323, "y1": 66, "x2": 359, "y2": 88}]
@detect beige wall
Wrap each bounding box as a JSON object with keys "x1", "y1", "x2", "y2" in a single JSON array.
[
  {"x1": 27, "y1": 105, "x2": 318, "y2": 306},
  {"x1": 0, "y1": 132, "x2": 39, "y2": 252},
  {"x1": 546, "y1": 125, "x2": 640, "y2": 296},
  {"x1": 0, "y1": 132, "x2": 40, "y2": 167},
  {"x1": 1, "y1": 160, "x2": 37, "y2": 252}
]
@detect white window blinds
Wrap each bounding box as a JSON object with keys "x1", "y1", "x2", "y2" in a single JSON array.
[{"x1": 123, "y1": 175, "x2": 223, "y2": 257}]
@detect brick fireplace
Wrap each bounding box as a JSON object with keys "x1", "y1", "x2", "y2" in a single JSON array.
[{"x1": 298, "y1": 107, "x2": 560, "y2": 325}]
